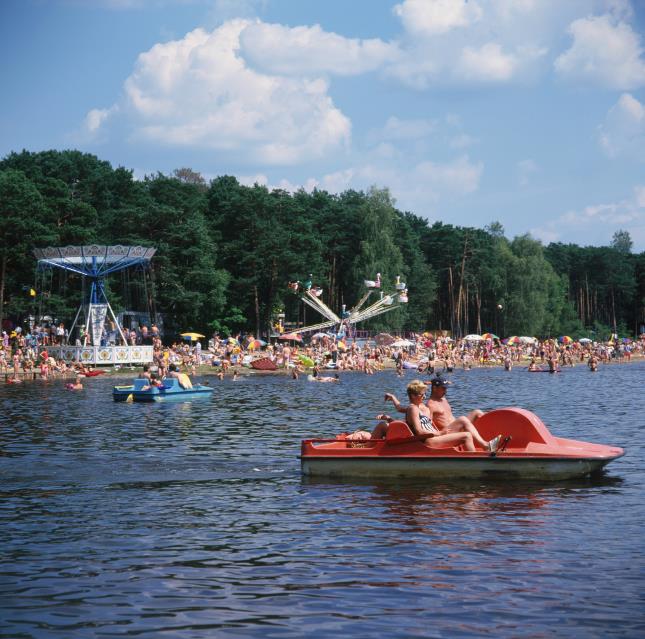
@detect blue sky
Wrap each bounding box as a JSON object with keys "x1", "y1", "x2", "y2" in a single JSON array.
[{"x1": 2, "y1": 0, "x2": 645, "y2": 250}]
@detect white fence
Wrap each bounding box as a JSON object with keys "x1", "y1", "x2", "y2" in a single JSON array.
[{"x1": 46, "y1": 345, "x2": 154, "y2": 366}]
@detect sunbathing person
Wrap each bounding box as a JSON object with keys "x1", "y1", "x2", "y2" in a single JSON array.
[
  {"x1": 382, "y1": 377, "x2": 501, "y2": 451},
  {"x1": 370, "y1": 379, "x2": 492, "y2": 450}
]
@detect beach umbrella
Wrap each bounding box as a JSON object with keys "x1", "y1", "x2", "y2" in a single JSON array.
[
  {"x1": 519, "y1": 336, "x2": 537, "y2": 344},
  {"x1": 621, "y1": 337, "x2": 632, "y2": 344},
  {"x1": 578, "y1": 337, "x2": 592, "y2": 344},
  {"x1": 505, "y1": 336, "x2": 521, "y2": 345},
  {"x1": 464, "y1": 334, "x2": 484, "y2": 342},
  {"x1": 247, "y1": 339, "x2": 266, "y2": 350},
  {"x1": 227, "y1": 336, "x2": 239, "y2": 344},
  {"x1": 481, "y1": 332, "x2": 499, "y2": 340},
  {"x1": 559, "y1": 336, "x2": 573, "y2": 344},
  {"x1": 279, "y1": 333, "x2": 302, "y2": 342},
  {"x1": 180, "y1": 332, "x2": 205, "y2": 341},
  {"x1": 391, "y1": 339, "x2": 413, "y2": 347}
]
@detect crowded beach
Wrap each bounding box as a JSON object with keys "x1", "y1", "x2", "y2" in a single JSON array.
[{"x1": 2, "y1": 322, "x2": 643, "y2": 384}]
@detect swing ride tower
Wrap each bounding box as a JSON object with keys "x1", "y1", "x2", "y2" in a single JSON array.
[
  {"x1": 33, "y1": 245, "x2": 156, "y2": 366},
  {"x1": 286, "y1": 273, "x2": 408, "y2": 338}
]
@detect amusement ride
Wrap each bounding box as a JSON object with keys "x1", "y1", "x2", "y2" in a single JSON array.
[
  {"x1": 33, "y1": 245, "x2": 157, "y2": 365},
  {"x1": 286, "y1": 273, "x2": 408, "y2": 337}
]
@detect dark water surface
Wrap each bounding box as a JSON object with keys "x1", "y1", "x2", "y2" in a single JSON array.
[{"x1": 1, "y1": 363, "x2": 644, "y2": 638}]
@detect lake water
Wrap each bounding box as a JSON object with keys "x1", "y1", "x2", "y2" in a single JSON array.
[{"x1": 1, "y1": 362, "x2": 644, "y2": 638}]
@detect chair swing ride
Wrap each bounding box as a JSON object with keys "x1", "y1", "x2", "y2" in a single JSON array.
[
  {"x1": 285, "y1": 273, "x2": 408, "y2": 338},
  {"x1": 33, "y1": 245, "x2": 157, "y2": 366}
]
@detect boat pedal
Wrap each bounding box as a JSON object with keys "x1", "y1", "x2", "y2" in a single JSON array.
[
  {"x1": 497, "y1": 435, "x2": 512, "y2": 455},
  {"x1": 489, "y1": 435, "x2": 511, "y2": 457}
]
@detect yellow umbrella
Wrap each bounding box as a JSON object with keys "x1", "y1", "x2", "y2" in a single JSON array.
[{"x1": 180, "y1": 332, "x2": 205, "y2": 341}]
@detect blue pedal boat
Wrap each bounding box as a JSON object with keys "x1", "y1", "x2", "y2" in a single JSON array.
[{"x1": 113, "y1": 377, "x2": 214, "y2": 402}]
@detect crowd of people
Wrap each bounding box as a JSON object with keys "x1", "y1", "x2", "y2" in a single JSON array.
[
  {"x1": 191, "y1": 331, "x2": 644, "y2": 378},
  {"x1": 1, "y1": 321, "x2": 644, "y2": 385}
]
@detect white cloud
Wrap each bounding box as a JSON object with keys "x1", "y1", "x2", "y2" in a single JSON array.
[
  {"x1": 457, "y1": 42, "x2": 517, "y2": 82},
  {"x1": 598, "y1": 93, "x2": 645, "y2": 158},
  {"x1": 86, "y1": 20, "x2": 351, "y2": 165},
  {"x1": 238, "y1": 173, "x2": 269, "y2": 187},
  {"x1": 387, "y1": 1, "x2": 645, "y2": 88},
  {"x1": 87, "y1": 0, "x2": 206, "y2": 8},
  {"x1": 635, "y1": 185, "x2": 645, "y2": 208},
  {"x1": 288, "y1": 155, "x2": 483, "y2": 215},
  {"x1": 554, "y1": 14, "x2": 645, "y2": 89},
  {"x1": 239, "y1": 22, "x2": 399, "y2": 76},
  {"x1": 387, "y1": 0, "x2": 553, "y2": 86},
  {"x1": 393, "y1": 0, "x2": 483, "y2": 36},
  {"x1": 84, "y1": 107, "x2": 114, "y2": 133},
  {"x1": 412, "y1": 155, "x2": 482, "y2": 195},
  {"x1": 381, "y1": 116, "x2": 436, "y2": 140},
  {"x1": 530, "y1": 185, "x2": 645, "y2": 248},
  {"x1": 518, "y1": 159, "x2": 539, "y2": 186},
  {"x1": 450, "y1": 133, "x2": 476, "y2": 149}
]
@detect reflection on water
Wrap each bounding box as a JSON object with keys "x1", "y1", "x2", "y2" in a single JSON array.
[{"x1": 1, "y1": 363, "x2": 644, "y2": 637}]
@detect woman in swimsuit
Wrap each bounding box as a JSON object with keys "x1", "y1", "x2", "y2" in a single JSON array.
[
  {"x1": 403, "y1": 380, "x2": 482, "y2": 451},
  {"x1": 373, "y1": 380, "x2": 481, "y2": 451}
]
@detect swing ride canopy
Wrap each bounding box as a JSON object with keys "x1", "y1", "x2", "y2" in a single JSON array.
[
  {"x1": 32, "y1": 246, "x2": 157, "y2": 365},
  {"x1": 34, "y1": 245, "x2": 156, "y2": 276}
]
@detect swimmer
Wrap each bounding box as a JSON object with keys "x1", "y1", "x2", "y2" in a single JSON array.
[
  {"x1": 66, "y1": 375, "x2": 84, "y2": 390},
  {"x1": 308, "y1": 367, "x2": 340, "y2": 382}
]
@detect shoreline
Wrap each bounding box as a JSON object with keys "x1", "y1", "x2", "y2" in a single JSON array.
[{"x1": 5, "y1": 353, "x2": 643, "y2": 385}]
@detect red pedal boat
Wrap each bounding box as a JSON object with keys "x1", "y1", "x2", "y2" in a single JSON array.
[{"x1": 300, "y1": 408, "x2": 624, "y2": 481}]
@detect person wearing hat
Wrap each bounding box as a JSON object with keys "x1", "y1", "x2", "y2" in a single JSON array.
[
  {"x1": 425, "y1": 375, "x2": 501, "y2": 450},
  {"x1": 375, "y1": 379, "x2": 485, "y2": 450},
  {"x1": 385, "y1": 375, "x2": 501, "y2": 452}
]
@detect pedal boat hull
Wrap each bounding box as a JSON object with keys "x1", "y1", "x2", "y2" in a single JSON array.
[
  {"x1": 300, "y1": 408, "x2": 624, "y2": 481},
  {"x1": 113, "y1": 377, "x2": 214, "y2": 402}
]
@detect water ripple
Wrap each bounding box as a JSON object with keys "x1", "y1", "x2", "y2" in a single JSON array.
[{"x1": 1, "y1": 364, "x2": 644, "y2": 637}]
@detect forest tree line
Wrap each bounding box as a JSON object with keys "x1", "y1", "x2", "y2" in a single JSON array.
[{"x1": 0, "y1": 150, "x2": 643, "y2": 340}]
